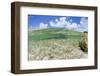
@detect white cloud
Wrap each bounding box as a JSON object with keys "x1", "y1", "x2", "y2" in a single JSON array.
[
  {"x1": 49, "y1": 17, "x2": 80, "y2": 31},
  {"x1": 55, "y1": 19, "x2": 58, "y2": 22},
  {"x1": 59, "y1": 17, "x2": 66, "y2": 21},
  {"x1": 80, "y1": 17, "x2": 88, "y2": 26},
  {"x1": 49, "y1": 17, "x2": 68, "y2": 28},
  {"x1": 65, "y1": 22, "x2": 78, "y2": 30},
  {"x1": 65, "y1": 17, "x2": 88, "y2": 32},
  {"x1": 78, "y1": 17, "x2": 88, "y2": 32},
  {"x1": 38, "y1": 17, "x2": 88, "y2": 32},
  {"x1": 49, "y1": 21, "x2": 55, "y2": 27},
  {"x1": 39, "y1": 23, "x2": 48, "y2": 29}
]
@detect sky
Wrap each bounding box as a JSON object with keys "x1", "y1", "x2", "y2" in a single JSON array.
[{"x1": 28, "y1": 15, "x2": 88, "y2": 32}]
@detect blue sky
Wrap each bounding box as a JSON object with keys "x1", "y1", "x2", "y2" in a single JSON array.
[{"x1": 28, "y1": 15, "x2": 88, "y2": 32}]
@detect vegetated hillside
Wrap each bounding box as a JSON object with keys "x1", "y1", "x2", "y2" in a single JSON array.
[
  {"x1": 29, "y1": 28, "x2": 81, "y2": 41},
  {"x1": 28, "y1": 28, "x2": 88, "y2": 60}
]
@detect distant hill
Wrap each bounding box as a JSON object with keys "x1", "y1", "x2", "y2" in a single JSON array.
[{"x1": 29, "y1": 28, "x2": 82, "y2": 41}]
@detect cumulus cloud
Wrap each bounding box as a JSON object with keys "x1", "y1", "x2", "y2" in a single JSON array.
[
  {"x1": 65, "y1": 17, "x2": 88, "y2": 32},
  {"x1": 49, "y1": 16, "x2": 80, "y2": 31},
  {"x1": 49, "y1": 17, "x2": 68, "y2": 28},
  {"x1": 59, "y1": 17, "x2": 66, "y2": 21},
  {"x1": 39, "y1": 23, "x2": 48, "y2": 29},
  {"x1": 38, "y1": 17, "x2": 88, "y2": 32},
  {"x1": 65, "y1": 22, "x2": 78, "y2": 30},
  {"x1": 78, "y1": 17, "x2": 88, "y2": 32},
  {"x1": 80, "y1": 17, "x2": 88, "y2": 26},
  {"x1": 55, "y1": 19, "x2": 58, "y2": 22}
]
